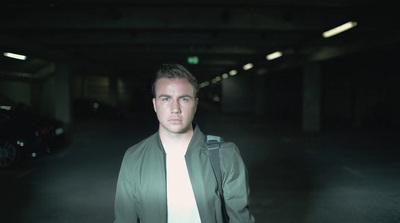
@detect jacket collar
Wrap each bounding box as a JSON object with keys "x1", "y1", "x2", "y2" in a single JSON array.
[
  {"x1": 155, "y1": 123, "x2": 207, "y2": 154},
  {"x1": 187, "y1": 123, "x2": 207, "y2": 154}
]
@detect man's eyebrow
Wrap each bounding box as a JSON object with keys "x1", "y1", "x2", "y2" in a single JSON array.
[
  {"x1": 179, "y1": 95, "x2": 193, "y2": 98},
  {"x1": 157, "y1": 94, "x2": 193, "y2": 99},
  {"x1": 157, "y1": 94, "x2": 171, "y2": 99}
]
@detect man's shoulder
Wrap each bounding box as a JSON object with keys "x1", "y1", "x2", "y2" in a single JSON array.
[
  {"x1": 125, "y1": 132, "x2": 160, "y2": 156},
  {"x1": 216, "y1": 139, "x2": 242, "y2": 161},
  {"x1": 219, "y1": 140, "x2": 239, "y2": 152},
  {"x1": 213, "y1": 139, "x2": 245, "y2": 170},
  {"x1": 120, "y1": 132, "x2": 163, "y2": 172}
]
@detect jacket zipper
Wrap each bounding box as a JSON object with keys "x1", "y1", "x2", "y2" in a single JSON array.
[{"x1": 163, "y1": 151, "x2": 168, "y2": 223}]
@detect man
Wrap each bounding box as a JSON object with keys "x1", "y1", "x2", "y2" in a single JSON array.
[{"x1": 114, "y1": 63, "x2": 255, "y2": 223}]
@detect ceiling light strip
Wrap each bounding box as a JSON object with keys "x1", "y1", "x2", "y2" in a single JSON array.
[
  {"x1": 266, "y1": 51, "x2": 282, "y2": 61},
  {"x1": 3, "y1": 52, "x2": 27, "y2": 60},
  {"x1": 322, "y1": 21, "x2": 357, "y2": 38}
]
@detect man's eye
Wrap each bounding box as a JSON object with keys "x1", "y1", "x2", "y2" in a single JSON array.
[
  {"x1": 161, "y1": 98, "x2": 170, "y2": 102},
  {"x1": 180, "y1": 97, "x2": 189, "y2": 102}
]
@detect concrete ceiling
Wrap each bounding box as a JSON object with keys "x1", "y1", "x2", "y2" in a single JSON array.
[{"x1": 0, "y1": 0, "x2": 399, "y2": 83}]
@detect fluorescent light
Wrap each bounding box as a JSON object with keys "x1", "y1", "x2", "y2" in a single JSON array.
[
  {"x1": 243, "y1": 63, "x2": 253, "y2": 70},
  {"x1": 200, "y1": 81, "x2": 210, "y2": 88},
  {"x1": 3, "y1": 52, "x2": 27, "y2": 60},
  {"x1": 229, "y1": 70, "x2": 237, "y2": 76},
  {"x1": 0, "y1": 105, "x2": 12, "y2": 110},
  {"x1": 211, "y1": 76, "x2": 222, "y2": 84},
  {"x1": 322, "y1": 21, "x2": 357, "y2": 38},
  {"x1": 266, "y1": 51, "x2": 282, "y2": 61},
  {"x1": 222, "y1": 73, "x2": 229, "y2": 79}
]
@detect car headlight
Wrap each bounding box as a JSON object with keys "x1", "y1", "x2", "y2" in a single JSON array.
[
  {"x1": 55, "y1": 127, "x2": 64, "y2": 135},
  {"x1": 17, "y1": 140, "x2": 25, "y2": 147}
]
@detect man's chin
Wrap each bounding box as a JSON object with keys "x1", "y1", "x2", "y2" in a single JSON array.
[
  {"x1": 172, "y1": 127, "x2": 190, "y2": 134},
  {"x1": 163, "y1": 124, "x2": 192, "y2": 134}
]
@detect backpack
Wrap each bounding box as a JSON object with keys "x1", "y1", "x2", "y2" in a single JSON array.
[{"x1": 206, "y1": 135, "x2": 229, "y2": 223}]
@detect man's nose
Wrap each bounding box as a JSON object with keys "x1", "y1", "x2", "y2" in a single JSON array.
[{"x1": 171, "y1": 100, "x2": 181, "y2": 113}]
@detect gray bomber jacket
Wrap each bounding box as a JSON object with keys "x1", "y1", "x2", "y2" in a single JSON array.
[{"x1": 114, "y1": 125, "x2": 255, "y2": 223}]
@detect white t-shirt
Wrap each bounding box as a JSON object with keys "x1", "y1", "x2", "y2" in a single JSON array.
[{"x1": 165, "y1": 145, "x2": 202, "y2": 223}]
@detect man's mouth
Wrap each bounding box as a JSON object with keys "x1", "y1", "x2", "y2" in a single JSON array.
[{"x1": 169, "y1": 117, "x2": 182, "y2": 122}]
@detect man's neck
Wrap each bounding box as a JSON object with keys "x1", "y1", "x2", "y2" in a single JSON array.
[{"x1": 159, "y1": 127, "x2": 194, "y2": 151}]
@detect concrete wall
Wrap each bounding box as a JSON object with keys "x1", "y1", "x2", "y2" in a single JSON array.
[
  {"x1": 70, "y1": 74, "x2": 153, "y2": 113},
  {"x1": 262, "y1": 71, "x2": 302, "y2": 120},
  {"x1": 73, "y1": 75, "x2": 110, "y2": 103},
  {"x1": 2, "y1": 46, "x2": 396, "y2": 133},
  {"x1": 222, "y1": 75, "x2": 255, "y2": 114},
  {"x1": 321, "y1": 48, "x2": 400, "y2": 129},
  {"x1": 0, "y1": 80, "x2": 32, "y2": 106}
]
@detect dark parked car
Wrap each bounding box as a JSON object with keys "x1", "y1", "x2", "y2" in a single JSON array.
[
  {"x1": 73, "y1": 98, "x2": 125, "y2": 120},
  {"x1": 0, "y1": 107, "x2": 65, "y2": 168}
]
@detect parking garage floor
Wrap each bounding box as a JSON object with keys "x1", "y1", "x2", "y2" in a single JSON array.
[{"x1": 1, "y1": 105, "x2": 400, "y2": 223}]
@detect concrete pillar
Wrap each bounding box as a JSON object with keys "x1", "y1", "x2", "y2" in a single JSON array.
[
  {"x1": 31, "y1": 82, "x2": 42, "y2": 112},
  {"x1": 54, "y1": 64, "x2": 72, "y2": 126},
  {"x1": 108, "y1": 75, "x2": 118, "y2": 106},
  {"x1": 33, "y1": 63, "x2": 56, "y2": 114},
  {"x1": 303, "y1": 63, "x2": 321, "y2": 132}
]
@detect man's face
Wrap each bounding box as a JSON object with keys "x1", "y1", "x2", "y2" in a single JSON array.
[{"x1": 152, "y1": 78, "x2": 198, "y2": 135}]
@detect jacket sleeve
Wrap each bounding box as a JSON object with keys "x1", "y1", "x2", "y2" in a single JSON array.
[
  {"x1": 114, "y1": 151, "x2": 139, "y2": 223},
  {"x1": 220, "y1": 143, "x2": 255, "y2": 223}
]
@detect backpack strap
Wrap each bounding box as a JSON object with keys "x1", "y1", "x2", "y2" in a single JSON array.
[{"x1": 207, "y1": 135, "x2": 229, "y2": 223}]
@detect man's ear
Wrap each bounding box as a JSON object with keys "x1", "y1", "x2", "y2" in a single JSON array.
[
  {"x1": 195, "y1": 98, "x2": 199, "y2": 111},
  {"x1": 152, "y1": 98, "x2": 157, "y2": 112}
]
